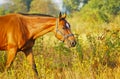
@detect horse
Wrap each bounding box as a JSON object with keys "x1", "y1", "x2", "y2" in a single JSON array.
[{"x1": 0, "y1": 12, "x2": 76, "y2": 78}]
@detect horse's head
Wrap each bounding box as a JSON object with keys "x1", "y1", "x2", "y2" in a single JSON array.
[{"x1": 54, "y1": 12, "x2": 76, "y2": 47}]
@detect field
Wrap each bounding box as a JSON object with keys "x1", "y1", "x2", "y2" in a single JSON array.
[{"x1": 0, "y1": 14, "x2": 120, "y2": 79}]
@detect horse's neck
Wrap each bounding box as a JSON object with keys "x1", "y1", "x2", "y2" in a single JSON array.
[{"x1": 25, "y1": 16, "x2": 56, "y2": 39}]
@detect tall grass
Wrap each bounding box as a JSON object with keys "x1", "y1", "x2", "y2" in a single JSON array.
[{"x1": 0, "y1": 14, "x2": 120, "y2": 79}]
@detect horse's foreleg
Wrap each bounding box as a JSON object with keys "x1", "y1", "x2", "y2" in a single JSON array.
[
  {"x1": 5, "y1": 48, "x2": 17, "y2": 70},
  {"x1": 23, "y1": 49, "x2": 38, "y2": 79}
]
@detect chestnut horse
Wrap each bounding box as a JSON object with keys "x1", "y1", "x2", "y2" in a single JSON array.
[{"x1": 0, "y1": 12, "x2": 76, "y2": 78}]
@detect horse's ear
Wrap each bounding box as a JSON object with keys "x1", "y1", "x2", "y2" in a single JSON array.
[
  {"x1": 62, "y1": 13, "x2": 67, "y2": 19},
  {"x1": 59, "y1": 12, "x2": 62, "y2": 18}
]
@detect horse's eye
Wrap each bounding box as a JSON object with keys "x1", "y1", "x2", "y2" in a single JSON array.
[{"x1": 66, "y1": 23, "x2": 70, "y2": 28}]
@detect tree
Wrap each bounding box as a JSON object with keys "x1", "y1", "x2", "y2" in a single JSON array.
[
  {"x1": 85, "y1": 0, "x2": 120, "y2": 15},
  {"x1": 0, "y1": 7, "x2": 5, "y2": 15},
  {"x1": 100, "y1": 0, "x2": 120, "y2": 15},
  {"x1": 30, "y1": 0, "x2": 59, "y2": 16},
  {"x1": 24, "y1": 0, "x2": 33, "y2": 12},
  {"x1": 0, "y1": 3, "x2": 11, "y2": 15},
  {"x1": 79, "y1": 0, "x2": 120, "y2": 22},
  {"x1": 0, "y1": 0, "x2": 32, "y2": 14},
  {"x1": 63, "y1": 0, "x2": 89, "y2": 13},
  {"x1": 9, "y1": 0, "x2": 28, "y2": 12},
  {"x1": 63, "y1": 0, "x2": 80, "y2": 13}
]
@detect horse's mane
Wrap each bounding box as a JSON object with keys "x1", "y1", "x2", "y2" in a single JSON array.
[{"x1": 18, "y1": 13, "x2": 55, "y2": 17}]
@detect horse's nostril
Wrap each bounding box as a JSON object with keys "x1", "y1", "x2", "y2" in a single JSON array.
[{"x1": 71, "y1": 41, "x2": 76, "y2": 47}]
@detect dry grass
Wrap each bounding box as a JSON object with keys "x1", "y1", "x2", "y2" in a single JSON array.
[{"x1": 0, "y1": 14, "x2": 120, "y2": 79}]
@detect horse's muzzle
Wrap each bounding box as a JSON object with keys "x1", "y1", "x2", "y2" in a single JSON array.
[{"x1": 70, "y1": 40, "x2": 76, "y2": 47}]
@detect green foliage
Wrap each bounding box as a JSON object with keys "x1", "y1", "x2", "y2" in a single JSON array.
[
  {"x1": 79, "y1": 0, "x2": 120, "y2": 22},
  {"x1": 0, "y1": 4, "x2": 11, "y2": 15},
  {"x1": 54, "y1": 42, "x2": 71, "y2": 57},
  {"x1": 63, "y1": 0, "x2": 89, "y2": 13},
  {"x1": 99, "y1": 0, "x2": 120, "y2": 15},
  {"x1": 0, "y1": 7, "x2": 5, "y2": 15},
  {"x1": 83, "y1": 0, "x2": 120, "y2": 15},
  {"x1": 0, "y1": 0, "x2": 31, "y2": 15},
  {"x1": 9, "y1": 0, "x2": 28, "y2": 12},
  {"x1": 63, "y1": 0, "x2": 81, "y2": 12},
  {"x1": 75, "y1": 34, "x2": 83, "y2": 61}
]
